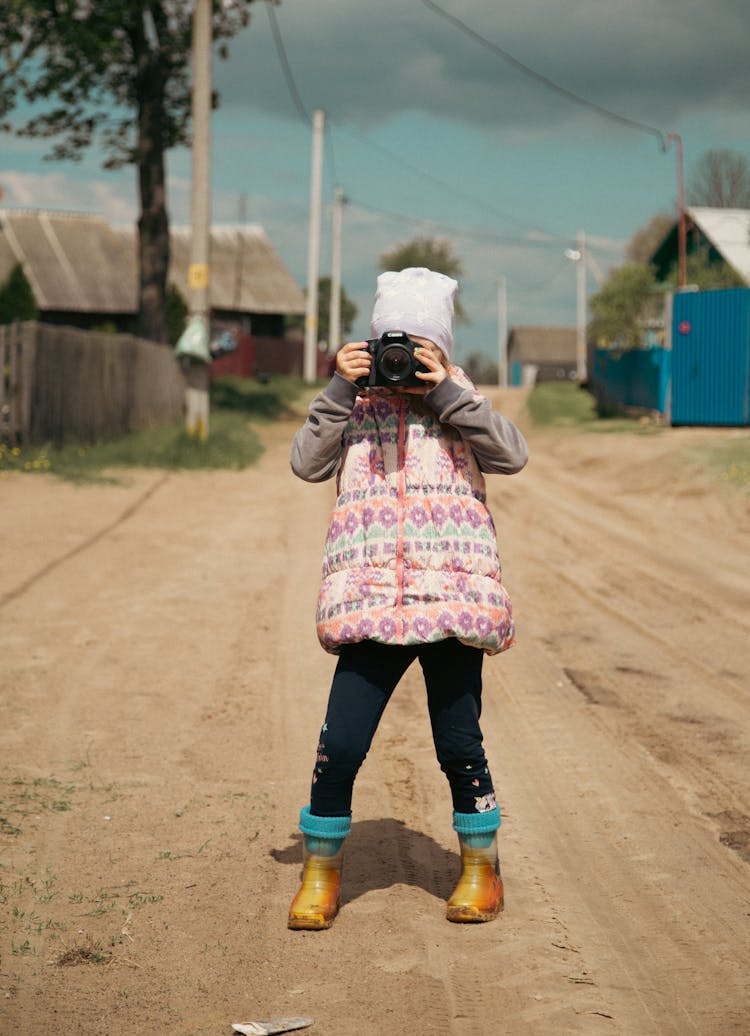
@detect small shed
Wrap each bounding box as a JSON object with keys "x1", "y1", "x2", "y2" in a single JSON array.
[{"x1": 507, "y1": 325, "x2": 577, "y2": 384}]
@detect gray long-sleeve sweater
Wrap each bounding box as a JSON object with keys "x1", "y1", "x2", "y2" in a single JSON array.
[{"x1": 290, "y1": 371, "x2": 529, "y2": 483}]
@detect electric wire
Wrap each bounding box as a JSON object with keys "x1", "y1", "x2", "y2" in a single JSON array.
[
  {"x1": 511, "y1": 256, "x2": 575, "y2": 294},
  {"x1": 346, "y1": 194, "x2": 573, "y2": 249},
  {"x1": 264, "y1": 0, "x2": 309, "y2": 125},
  {"x1": 259, "y1": 0, "x2": 621, "y2": 312},
  {"x1": 264, "y1": 0, "x2": 338, "y2": 194},
  {"x1": 331, "y1": 117, "x2": 558, "y2": 237},
  {"x1": 418, "y1": 0, "x2": 666, "y2": 146},
  {"x1": 262, "y1": 0, "x2": 577, "y2": 245}
]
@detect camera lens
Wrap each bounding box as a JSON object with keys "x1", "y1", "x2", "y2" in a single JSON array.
[{"x1": 378, "y1": 344, "x2": 413, "y2": 382}]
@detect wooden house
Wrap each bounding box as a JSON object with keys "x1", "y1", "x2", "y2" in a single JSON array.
[{"x1": 507, "y1": 325, "x2": 578, "y2": 383}]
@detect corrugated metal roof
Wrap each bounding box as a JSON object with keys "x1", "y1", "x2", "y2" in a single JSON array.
[
  {"x1": 0, "y1": 209, "x2": 305, "y2": 317},
  {"x1": 687, "y1": 207, "x2": 750, "y2": 283},
  {"x1": 0, "y1": 209, "x2": 138, "y2": 312},
  {"x1": 507, "y1": 325, "x2": 577, "y2": 364},
  {"x1": 117, "y1": 222, "x2": 306, "y2": 315}
]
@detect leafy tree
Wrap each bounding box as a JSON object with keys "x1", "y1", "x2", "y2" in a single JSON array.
[
  {"x1": 0, "y1": 263, "x2": 38, "y2": 323},
  {"x1": 462, "y1": 352, "x2": 498, "y2": 385},
  {"x1": 625, "y1": 212, "x2": 673, "y2": 264},
  {"x1": 674, "y1": 248, "x2": 745, "y2": 291},
  {"x1": 687, "y1": 148, "x2": 750, "y2": 208},
  {"x1": 316, "y1": 276, "x2": 358, "y2": 346},
  {"x1": 588, "y1": 263, "x2": 659, "y2": 349},
  {"x1": 288, "y1": 277, "x2": 358, "y2": 346},
  {"x1": 0, "y1": 1, "x2": 258, "y2": 343},
  {"x1": 379, "y1": 236, "x2": 468, "y2": 323},
  {"x1": 166, "y1": 282, "x2": 188, "y2": 346}
]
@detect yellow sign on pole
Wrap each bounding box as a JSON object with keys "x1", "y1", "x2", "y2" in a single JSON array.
[{"x1": 188, "y1": 263, "x2": 210, "y2": 290}]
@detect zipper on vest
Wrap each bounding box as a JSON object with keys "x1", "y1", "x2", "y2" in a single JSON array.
[{"x1": 395, "y1": 398, "x2": 407, "y2": 637}]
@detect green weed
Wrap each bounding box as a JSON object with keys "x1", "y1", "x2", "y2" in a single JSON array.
[
  {"x1": 526, "y1": 382, "x2": 599, "y2": 427},
  {"x1": 56, "y1": 937, "x2": 112, "y2": 967},
  {"x1": 0, "y1": 777, "x2": 77, "y2": 835},
  {"x1": 1, "y1": 375, "x2": 308, "y2": 482},
  {"x1": 527, "y1": 381, "x2": 664, "y2": 435},
  {"x1": 691, "y1": 436, "x2": 750, "y2": 492}
]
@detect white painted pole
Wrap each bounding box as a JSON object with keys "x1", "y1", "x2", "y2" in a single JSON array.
[
  {"x1": 576, "y1": 228, "x2": 587, "y2": 382},
  {"x1": 329, "y1": 185, "x2": 344, "y2": 355},
  {"x1": 498, "y1": 274, "x2": 508, "y2": 388},
  {"x1": 304, "y1": 109, "x2": 325, "y2": 383},
  {"x1": 184, "y1": 0, "x2": 212, "y2": 439}
]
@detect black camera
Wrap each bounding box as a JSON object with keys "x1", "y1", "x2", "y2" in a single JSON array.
[{"x1": 355, "y1": 330, "x2": 429, "y2": 389}]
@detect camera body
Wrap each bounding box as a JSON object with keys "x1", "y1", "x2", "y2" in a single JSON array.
[{"x1": 355, "y1": 330, "x2": 429, "y2": 389}]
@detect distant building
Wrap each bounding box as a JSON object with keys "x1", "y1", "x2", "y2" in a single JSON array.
[
  {"x1": 650, "y1": 207, "x2": 750, "y2": 285},
  {"x1": 0, "y1": 208, "x2": 305, "y2": 337},
  {"x1": 506, "y1": 325, "x2": 577, "y2": 384}
]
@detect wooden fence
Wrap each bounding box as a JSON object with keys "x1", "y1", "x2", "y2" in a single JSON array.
[{"x1": 0, "y1": 322, "x2": 184, "y2": 447}]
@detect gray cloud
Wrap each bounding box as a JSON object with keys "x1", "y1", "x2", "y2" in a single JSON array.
[{"x1": 215, "y1": 0, "x2": 750, "y2": 133}]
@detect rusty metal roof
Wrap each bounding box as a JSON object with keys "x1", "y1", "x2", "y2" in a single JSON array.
[{"x1": 0, "y1": 209, "x2": 305, "y2": 317}]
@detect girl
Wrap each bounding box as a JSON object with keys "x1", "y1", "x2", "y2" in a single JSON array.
[{"x1": 288, "y1": 267, "x2": 528, "y2": 929}]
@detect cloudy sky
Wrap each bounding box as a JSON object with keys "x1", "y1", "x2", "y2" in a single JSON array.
[{"x1": 2, "y1": 0, "x2": 749, "y2": 361}]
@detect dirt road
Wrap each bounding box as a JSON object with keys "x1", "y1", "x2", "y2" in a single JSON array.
[{"x1": 1, "y1": 389, "x2": 749, "y2": 1035}]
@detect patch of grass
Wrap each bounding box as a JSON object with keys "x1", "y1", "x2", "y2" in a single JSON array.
[
  {"x1": 526, "y1": 382, "x2": 599, "y2": 428},
  {"x1": 0, "y1": 374, "x2": 309, "y2": 482},
  {"x1": 210, "y1": 374, "x2": 308, "y2": 419},
  {"x1": 527, "y1": 381, "x2": 664, "y2": 435},
  {"x1": 694, "y1": 436, "x2": 750, "y2": 492},
  {"x1": 56, "y1": 937, "x2": 112, "y2": 967},
  {"x1": 0, "y1": 776, "x2": 77, "y2": 834}
]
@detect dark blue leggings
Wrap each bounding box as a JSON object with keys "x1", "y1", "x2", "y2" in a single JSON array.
[{"x1": 309, "y1": 638, "x2": 496, "y2": 817}]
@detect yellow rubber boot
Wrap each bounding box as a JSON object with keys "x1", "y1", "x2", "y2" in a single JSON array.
[
  {"x1": 288, "y1": 840, "x2": 344, "y2": 930},
  {"x1": 447, "y1": 810, "x2": 503, "y2": 923},
  {"x1": 288, "y1": 808, "x2": 350, "y2": 931}
]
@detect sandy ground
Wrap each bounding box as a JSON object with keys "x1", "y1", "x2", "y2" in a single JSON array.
[{"x1": 1, "y1": 388, "x2": 749, "y2": 1036}]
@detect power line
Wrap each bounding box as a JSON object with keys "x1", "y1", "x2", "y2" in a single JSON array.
[
  {"x1": 258, "y1": 2, "x2": 584, "y2": 246},
  {"x1": 264, "y1": 0, "x2": 309, "y2": 125},
  {"x1": 418, "y1": 0, "x2": 666, "y2": 145},
  {"x1": 512, "y1": 257, "x2": 573, "y2": 295},
  {"x1": 332, "y1": 118, "x2": 561, "y2": 239},
  {"x1": 345, "y1": 193, "x2": 572, "y2": 249}
]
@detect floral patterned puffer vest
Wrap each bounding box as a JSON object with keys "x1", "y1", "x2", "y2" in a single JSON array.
[{"x1": 316, "y1": 370, "x2": 515, "y2": 655}]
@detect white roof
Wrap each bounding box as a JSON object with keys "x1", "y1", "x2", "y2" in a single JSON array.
[{"x1": 687, "y1": 207, "x2": 750, "y2": 282}]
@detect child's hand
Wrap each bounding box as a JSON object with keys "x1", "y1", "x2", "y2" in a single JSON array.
[
  {"x1": 336, "y1": 341, "x2": 371, "y2": 385},
  {"x1": 414, "y1": 343, "x2": 448, "y2": 387}
]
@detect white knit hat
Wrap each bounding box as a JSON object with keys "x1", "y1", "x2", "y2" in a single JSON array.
[{"x1": 370, "y1": 267, "x2": 458, "y2": 360}]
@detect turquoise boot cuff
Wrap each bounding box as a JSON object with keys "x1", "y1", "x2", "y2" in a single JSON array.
[
  {"x1": 299, "y1": 805, "x2": 351, "y2": 841},
  {"x1": 452, "y1": 806, "x2": 501, "y2": 845}
]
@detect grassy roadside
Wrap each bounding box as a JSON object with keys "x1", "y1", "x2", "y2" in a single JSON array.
[
  {"x1": 526, "y1": 381, "x2": 750, "y2": 491},
  {"x1": 0, "y1": 375, "x2": 312, "y2": 483},
  {"x1": 525, "y1": 380, "x2": 663, "y2": 433},
  {"x1": 3, "y1": 377, "x2": 747, "y2": 493}
]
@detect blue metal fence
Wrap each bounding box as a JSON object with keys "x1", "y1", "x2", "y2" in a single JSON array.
[
  {"x1": 671, "y1": 288, "x2": 750, "y2": 426},
  {"x1": 592, "y1": 346, "x2": 671, "y2": 413}
]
